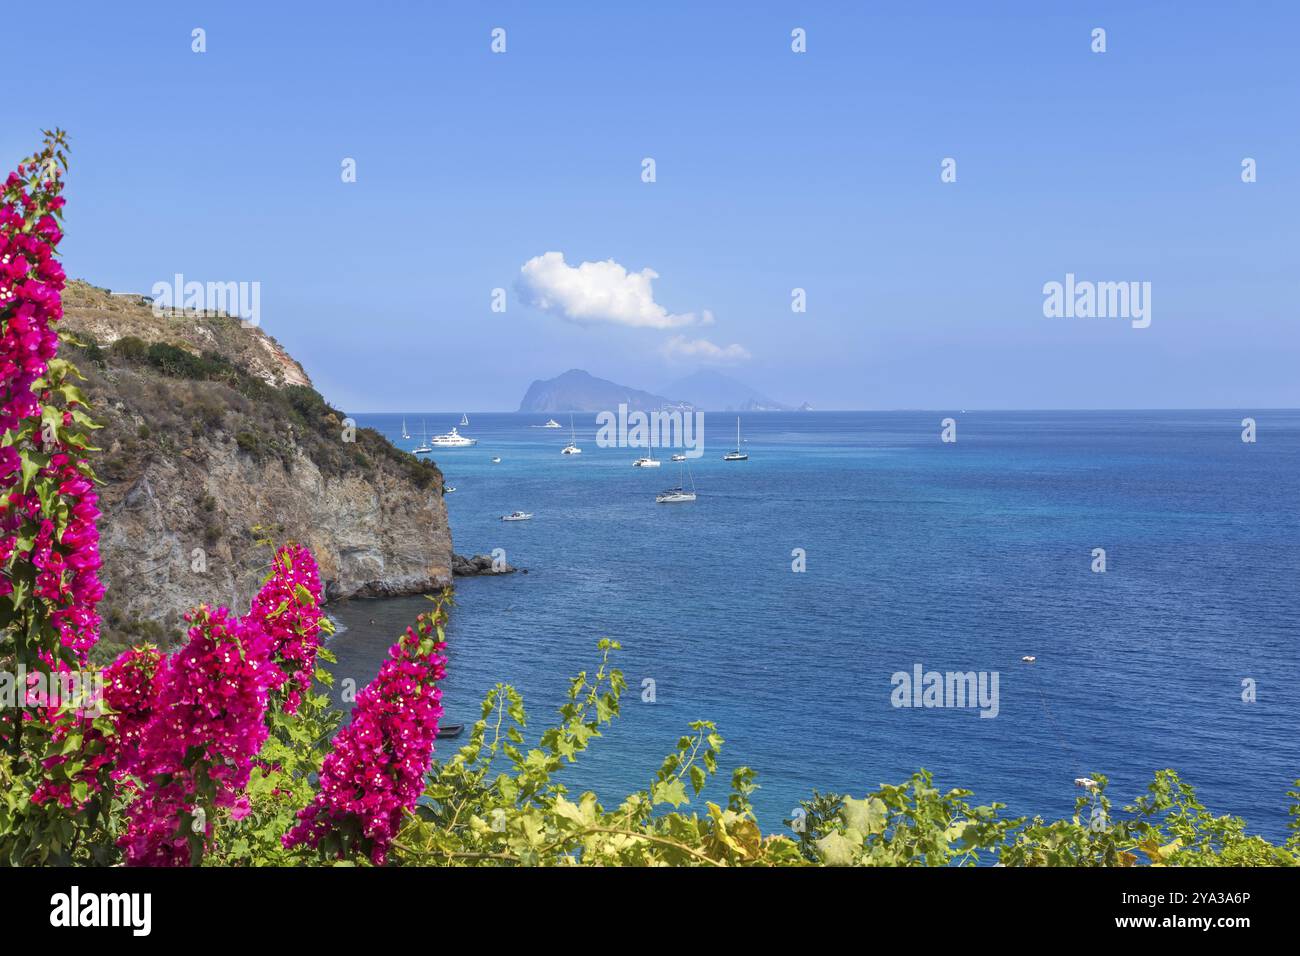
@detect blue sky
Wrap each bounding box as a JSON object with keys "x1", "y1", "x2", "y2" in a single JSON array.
[{"x1": 8, "y1": 1, "x2": 1298, "y2": 410}]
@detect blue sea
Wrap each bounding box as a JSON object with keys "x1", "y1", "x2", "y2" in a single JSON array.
[{"x1": 330, "y1": 411, "x2": 1300, "y2": 842}]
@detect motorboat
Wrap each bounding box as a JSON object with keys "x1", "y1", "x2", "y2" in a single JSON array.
[{"x1": 501, "y1": 511, "x2": 533, "y2": 521}]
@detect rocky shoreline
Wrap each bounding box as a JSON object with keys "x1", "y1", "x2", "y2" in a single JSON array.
[{"x1": 452, "y1": 552, "x2": 521, "y2": 576}]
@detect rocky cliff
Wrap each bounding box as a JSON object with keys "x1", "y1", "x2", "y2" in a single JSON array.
[{"x1": 59, "y1": 281, "x2": 453, "y2": 656}]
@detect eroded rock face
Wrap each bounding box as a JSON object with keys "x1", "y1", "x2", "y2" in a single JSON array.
[
  {"x1": 96, "y1": 444, "x2": 452, "y2": 635},
  {"x1": 60, "y1": 280, "x2": 453, "y2": 647}
]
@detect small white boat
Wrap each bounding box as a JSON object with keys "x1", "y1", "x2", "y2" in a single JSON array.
[
  {"x1": 501, "y1": 511, "x2": 532, "y2": 521},
  {"x1": 561, "y1": 414, "x2": 581, "y2": 454},
  {"x1": 534, "y1": 418, "x2": 562, "y2": 428},
  {"x1": 1021, "y1": 655, "x2": 1036, "y2": 663},
  {"x1": 429, "y1": 426, "x2": 477, "y2": 447},
  {"x1": 723, "y1": 417, "x2": 748, "y2": 461},
  {"x1": 656, "y1": 459, "x2": 697, "y2": 503},
  {"x1": 412, "y1": 419, "x2": 432, "y2": 455},
  {"x1": 671, "y1": 453, "x2": 686, "y2": 462},
  {"x1": 444, "y1": 486, "x2": 456, "y2": 493},
  {"x1": 460, "y1": 413, "x2": 469, "y2": 426},
  {"x1": 633, "y1": 455, "x2": 661, "y2": 468},
  {"x1": 401, "y1": 417, "x2": 410, "y2": 440},
  {"x1": 490, "y1": 456, "x2": 501, "y2": 464},
  {"x1": 1074, "y1": 777, "x2": 1099, "y2": 791},
  {"x1": 655, "y1": 489, "x2": 696, "y2": 503}
]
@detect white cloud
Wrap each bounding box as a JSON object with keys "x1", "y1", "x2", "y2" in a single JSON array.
[
  {"x1": 661, "y1": 335, "x2": 751, "y2": 365},
  {"x1": 517, "y1": 251, "x2": 712, "y2": 329}
]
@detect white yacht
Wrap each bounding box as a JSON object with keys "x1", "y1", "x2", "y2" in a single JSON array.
[
  {"x1": 722, "y1": 417, "x2": 748, "y2": 461},
  {"x1": 533, "y1": 418, "x2": 562, "y2": 428},
  {"x1": 671, "y1": 453, "x2": 686, "y2": 462},
  {"x1": 656, "y1": 460, "x2": 697, "y2": 503},
  {"x1": 501, "y1": 510, "x2": 532, "y2": 521},
  {"x1": 490, "y1": 456, "x2": 501, "y2": 464},
  {"x1": 633, "y1": 452, "x2": 661, "y2": 467},
  {"x1": 429, "y1": 426, "x2": 477, "y2": 447},
  {"x1": 561, "y1": 415, "x2": 581, "y2": 455}
]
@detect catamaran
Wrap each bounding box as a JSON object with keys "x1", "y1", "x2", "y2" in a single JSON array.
[
  {"x1": 429, "y1": 426, "x2": 477, "y2": 447},
  {"x1": 656, "y1": 460, "x2": 697, "y2": 503},
  {"x1": 633, "y1": 448, "x2": 661, "y2": 467},
  {"x1": 722, "y1": 417, "x2": 748, "y2": 461},
  {"x1": 562, "y1": 414, "x2": 581, "y2": 455}
]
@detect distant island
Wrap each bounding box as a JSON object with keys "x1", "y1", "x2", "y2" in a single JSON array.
[{"x1": 519, "y1": 368, "x2": 808, "y2": 413}]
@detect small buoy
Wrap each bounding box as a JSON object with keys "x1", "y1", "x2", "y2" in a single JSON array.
[
  {"x1": 1074, "y1": 777, "x2": 1098, "y2": 790},
  {"x1": 1021, "y1": 655, "x2": 1036, "y2": 663}
]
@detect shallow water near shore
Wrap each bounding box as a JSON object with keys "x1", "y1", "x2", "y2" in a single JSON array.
[{"x1": 327, "y1": 410, "x2": 1300, "y2": 841}]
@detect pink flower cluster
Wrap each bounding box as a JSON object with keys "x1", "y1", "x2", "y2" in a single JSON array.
[
  {"x1": 246, "y1": 543, "x2": 326, "y2": 715},
  {"x1": 283, "y1": 609, "x2": 447, "y2": 865},
  {"x1": 113, "y1": 547, "x2": 328, "y2": 865},
  {"x1": 0, "y1": 142, "x2": 103, "y2": 665},
  {"x1": 119, "y1": 606, "x2": 283, "y2": 866},
  {"x1": 28, "y1": 646, "x2": 162, "y2": 810},
  {"x1": 102, "y1": 645, "x2": 164, "y2": 780}
]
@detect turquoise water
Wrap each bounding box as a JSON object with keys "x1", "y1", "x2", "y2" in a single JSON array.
[{"x1": 329, "y1": 411, "x2": 1300, "y2": 841}]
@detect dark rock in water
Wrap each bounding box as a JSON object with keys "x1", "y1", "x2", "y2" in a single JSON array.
[{"x1": 452, "y1": 552, "x2": 517, "y2": 576}]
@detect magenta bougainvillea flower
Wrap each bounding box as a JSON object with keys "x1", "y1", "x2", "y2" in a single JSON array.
[
  {"x1": 118, "y1": 606, "x2": 284, "y2": 866},
  {"x1": 0, "y1": 134, "x2": 104, "y2": 667},
  {"x1": 283, "y1": 608, "x2": 447, "y2": 865},
  {"x1": 246, "y1": 543, "x2": 327, "y2": 715}
]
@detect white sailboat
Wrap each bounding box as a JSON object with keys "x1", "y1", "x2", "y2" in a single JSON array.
[
  {"x1": 656, "y1": 459, "x2": 697, "y2": 503},
  {"x1": 562, "y1": 414, "x2": 581, "y2": 455},
  {"x1": 401, "y1": 417, "x2": 410, "y2": 440},
  {"x1": 722, "y1": 417, "x2": 748, "y2": 461},
  {"x1": 412, "y1": 419, "x2": 432, "y2": 455},
  {"x1": 460, "y1": 413, "x2": 469, "y2": 426}
]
